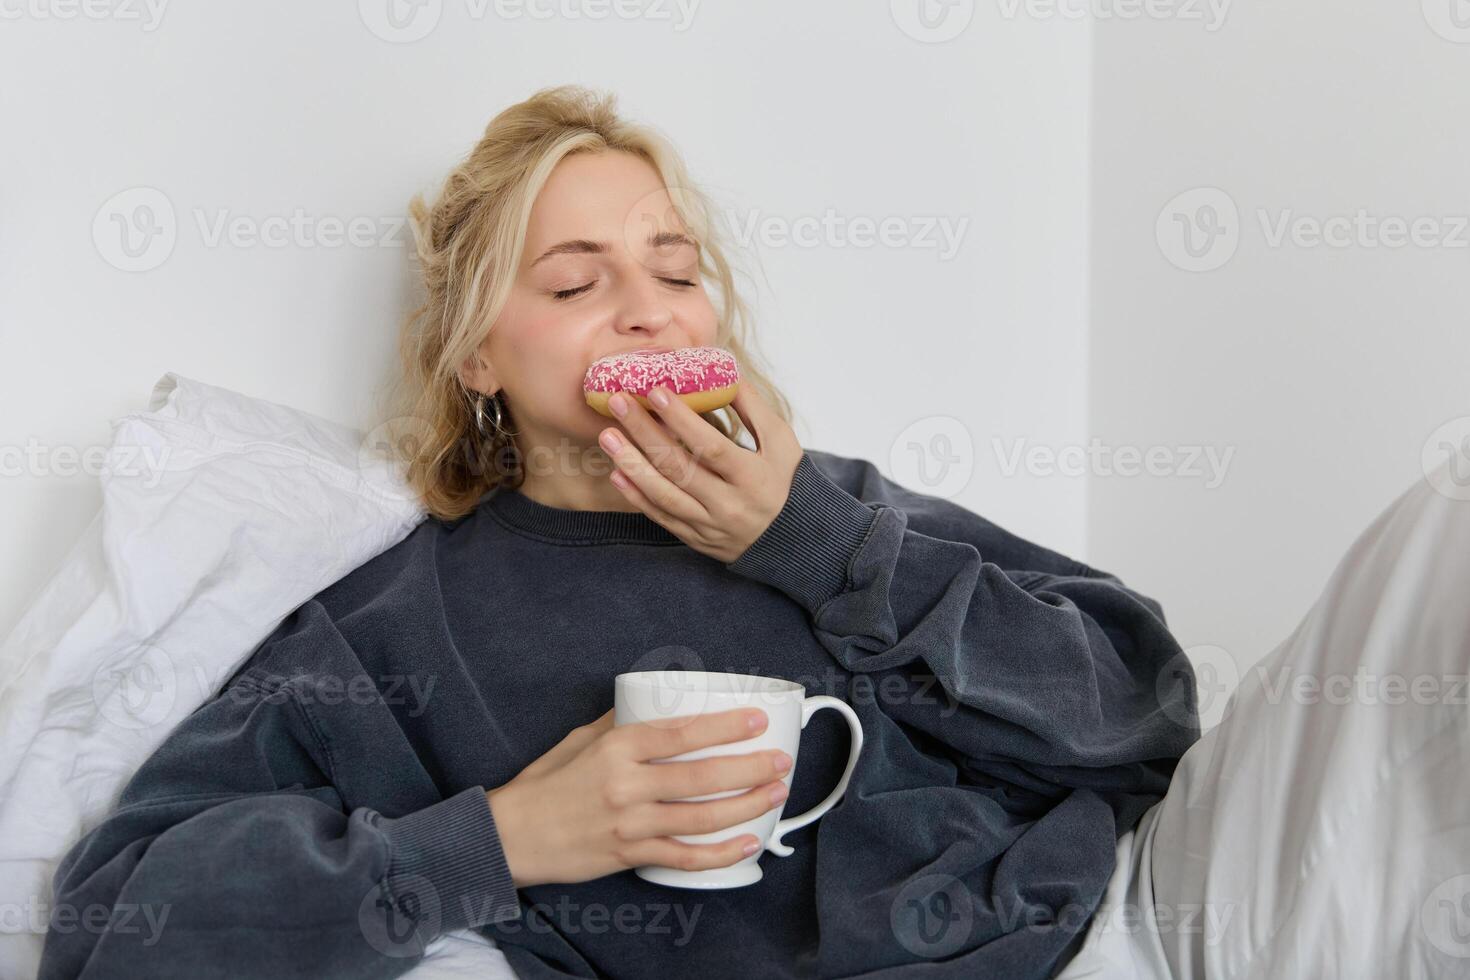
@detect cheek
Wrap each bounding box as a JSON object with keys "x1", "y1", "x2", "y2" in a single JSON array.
[
  {"x1": 500, "y1": 306, "x2": 580, "y2": 364},
  {"x1": 683, "y1": 291, "x2": 721, "y2": 344},
  {"x1": 487, "y1": 319, "x2": 581, "y2": 401}
]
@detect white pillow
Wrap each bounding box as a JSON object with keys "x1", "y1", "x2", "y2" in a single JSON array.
[{"x1": 0, "y1": 372, "x2": 513, "y2": 978}]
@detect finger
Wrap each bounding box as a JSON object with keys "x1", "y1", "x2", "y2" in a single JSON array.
[
  {"x1": 606, "y1": 392, "x2": 719, "y2": 498},
  {"x1": 646, "y1": 386, "x2": 750, "y2": 483},
  {"x1": 642, "y1": 749, "x2": 793, "y2": 802},
  {"x1": 619, "y1": 707, "x2": 768, "y2": 762},
  {"x1": 727, "y1": 384, "x2": 775, "y2": 454},
  {"x1": 620, "y1": 833, "x2": 761, "y2": 874},
  {"x1": 621, "y1": 781, "x2": 789, "y2": 839},
  {"x1": 601, "y1": 423, "x2": 710, "y2": 526},
  {"x1": 608, "y1": 463, "x2": 701, "y2": 542}
]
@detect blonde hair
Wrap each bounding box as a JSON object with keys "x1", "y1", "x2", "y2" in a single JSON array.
[{"x1": 380, "y1": 84, "x2": 793, "y2": 522}]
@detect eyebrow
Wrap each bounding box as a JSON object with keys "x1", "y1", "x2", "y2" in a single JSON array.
[{"x1": 529, "y1": 230, "x2": 699, "y2": 267}]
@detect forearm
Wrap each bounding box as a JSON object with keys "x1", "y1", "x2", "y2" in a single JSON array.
[
  {"x1": 726, "y1": 452, "x2": 1200, "y2": 785},
  {"x1": 40, "y1": 634, "x2": 522, "y2": 979},
  {"x1": 40, "y1": 784, "x2": 518, "y2": 979}
]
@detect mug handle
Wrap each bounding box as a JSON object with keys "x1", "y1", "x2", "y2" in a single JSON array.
[{"x1": 767, "y1": 696, "x2": 864, "y2": 857}]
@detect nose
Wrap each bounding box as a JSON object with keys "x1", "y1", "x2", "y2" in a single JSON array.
[{"x1": 610, "y1": 263, "x2": 676, "y2": 338}]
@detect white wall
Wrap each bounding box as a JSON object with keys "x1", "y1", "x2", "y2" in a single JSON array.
[
  {"x1": 7, "y1": 2, "x2": 1464, "y2": 726},
  {"x1": 1088, "y1": 1, "x2": 1470, "y2": 724},
  {"x1": 0, "y1": 2, "x2": 1093, "y2": 640}
]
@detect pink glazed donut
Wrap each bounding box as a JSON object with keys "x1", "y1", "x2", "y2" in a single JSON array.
[{"x1": 583, "y1": 346, "x2": 740, "y2": 418}]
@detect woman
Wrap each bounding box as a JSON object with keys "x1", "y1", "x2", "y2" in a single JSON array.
[{"x1": 39, "y1": 85, "x2": 1467, "y2": 980}]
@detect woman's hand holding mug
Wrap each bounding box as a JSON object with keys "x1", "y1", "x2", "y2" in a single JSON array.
[
  {"x1": 614, "y1": 670, "x2": 865, "y2": 889},
  {"x1": 485, "y1": 707, "x2": 793, "y2": 888}
]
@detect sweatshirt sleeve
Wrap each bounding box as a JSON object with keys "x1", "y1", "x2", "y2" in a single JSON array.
[
  {"x1": 726, "y1": 451, "x2": 1200, "y2": 808},
  {"x1": 38, "y1": 611, "x2": 520, "y2": 979}
]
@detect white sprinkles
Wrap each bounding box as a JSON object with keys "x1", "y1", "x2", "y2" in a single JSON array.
[{"x1": 583, "y1": 346, "x2": 739, "y2": 395}]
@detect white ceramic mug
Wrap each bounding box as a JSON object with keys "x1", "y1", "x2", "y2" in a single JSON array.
[{"x1": 613, "y1": 669, "x2": 864, "y2": 889}]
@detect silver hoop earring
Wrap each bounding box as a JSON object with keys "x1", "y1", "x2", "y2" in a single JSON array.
[{"x1": 474, "y1": 391, "x2": 505, "y2": 438}]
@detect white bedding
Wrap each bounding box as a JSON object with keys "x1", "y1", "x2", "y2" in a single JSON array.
[{"x1": 0, "y1": 373, "x2": 516, "y2": 978}]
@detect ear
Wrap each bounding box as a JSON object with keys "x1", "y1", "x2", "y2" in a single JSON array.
[{"x1": 459, "y1": 349, "x2": 500, "y2": 397}]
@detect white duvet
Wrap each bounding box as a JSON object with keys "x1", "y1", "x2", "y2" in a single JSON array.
[{"x1": 0, "y1": 373, "x2": 516, "y2": 978}]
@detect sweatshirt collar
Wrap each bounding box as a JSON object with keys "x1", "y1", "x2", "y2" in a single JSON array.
[{"x1": 482, "y1": 484, "x2": 682, "y2": 545}]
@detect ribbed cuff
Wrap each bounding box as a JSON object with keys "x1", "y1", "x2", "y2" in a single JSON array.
[
  {"x1": 376, "y1": 786, "x2": 520, "y2": 933},
  {"x1": 726, "y1": 452, "x2": 879, "y2": 613}
]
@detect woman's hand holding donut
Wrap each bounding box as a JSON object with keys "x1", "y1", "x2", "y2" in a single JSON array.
[{"x1": 598, "y1": 383, "x2": 803, "y2": 564}]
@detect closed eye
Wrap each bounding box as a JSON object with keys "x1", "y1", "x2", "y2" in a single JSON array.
[{"x1": 551, "y1": 278, "x2": 698, "y2": 301}]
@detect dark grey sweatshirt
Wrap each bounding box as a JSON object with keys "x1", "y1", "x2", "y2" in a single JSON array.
[{"x1": 39, "y1": 448, "x2": 1200, "y2": 979}]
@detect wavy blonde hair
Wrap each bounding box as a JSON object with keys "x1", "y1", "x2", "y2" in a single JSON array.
[{"x1": 380, "y1": 84, "x2": 793, "y2": 522}]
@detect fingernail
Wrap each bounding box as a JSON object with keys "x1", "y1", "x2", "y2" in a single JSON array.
[
  {"x1": 746, "y1": 710, "x2": 766, "y2": 732},
  {"x1": 772, "y1": 751, "x2": 792, "y2": 773},
  {"x1": 610, "y1": 393, "x2": 629, "y2": 417},
  {"x1": 742, "y1": 838, "x2": 761, "y2": 856},
  {"x1": 768, "y1": 783, "x2": 788, "y2": 805},
  {"x1": 600, "y1": 430, "x2": 623, "y2": 453},
  {"x1": 650, "y1": 386, "x2": 670, "y2": 408}
]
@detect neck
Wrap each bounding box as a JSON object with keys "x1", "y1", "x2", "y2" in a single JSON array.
[
  {"x1": 485, "y1": 468, "x2": 679, "y2": 545},
  {"x1": 514, "y1": 443, "x2": 642, "y2": 513}
]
